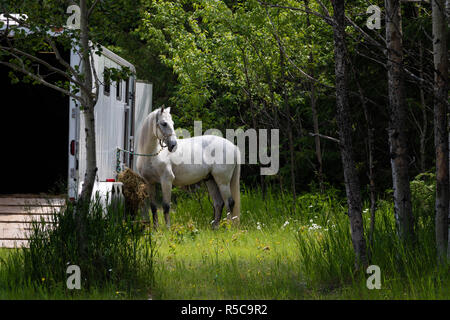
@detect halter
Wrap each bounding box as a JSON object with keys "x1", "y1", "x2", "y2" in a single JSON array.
[
  {"x1": 115, "y1": 110, "x2": 175, "y2": 173},
  {"x1": 155, "y1": 111, "x2": 176, "y2": 148}
]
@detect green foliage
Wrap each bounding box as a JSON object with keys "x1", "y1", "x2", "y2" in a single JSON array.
[{"x1": 410, "y1": 172, "x2": 436, "y2": 223}]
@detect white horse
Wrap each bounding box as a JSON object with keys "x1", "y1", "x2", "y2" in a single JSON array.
[{"x1": 136, "y1": 106, "x2": 241, "y2": 229}]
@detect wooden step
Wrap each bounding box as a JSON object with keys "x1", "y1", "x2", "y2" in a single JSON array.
[
  {"x1": 0, "y1": 197, "x2": 65, "y2": 207},
  {"x1": 0, "y1": 214, "x2": 54, "y2": 223},
  {"x1": 0, "y1": 225, "x2": 30, "y2": 240},
  {"x1": 0, "y1": 239, "x2": 29, "y2": 249},
  {"x1": 0, "y1": 196, "x2": 63, "y2": 248},
  {"x1": 0, "y1": 223, "x2": 54, "y2": 239},
  {"x1": 0, "y1": 205, "x2": 61, "y2": 214}
]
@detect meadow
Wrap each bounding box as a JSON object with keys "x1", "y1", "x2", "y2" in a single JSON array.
[{"x1": 0, "y1": 180, "x2": 448, "y2": 300}]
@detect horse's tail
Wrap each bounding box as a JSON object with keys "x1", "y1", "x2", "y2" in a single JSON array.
[{"x1": 231, "y1": 148, "x2": 241, "y2": 224}]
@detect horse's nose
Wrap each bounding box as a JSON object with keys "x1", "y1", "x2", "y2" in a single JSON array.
[{"x1": 168, "y1": 139, "x2": 177, "y2": 152}]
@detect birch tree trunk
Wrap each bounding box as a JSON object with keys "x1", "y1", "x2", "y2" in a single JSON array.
[
  {"x1": 385, "y1": 0, "x2": 415, "y2": 244},
  {"x1": 431, "y1": 0, "x2": 449, "y2": 262},
  {"x1": 332, "y1": 0, "x2": 367, "y2": 269},
  {"x1": 79, "y1": 0, "x2": 97, "y2": 204}
]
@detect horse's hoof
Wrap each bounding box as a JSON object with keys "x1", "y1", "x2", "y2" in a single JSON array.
[{"x1": 211, "y1": 222, "x2": 220, "y2": 230}]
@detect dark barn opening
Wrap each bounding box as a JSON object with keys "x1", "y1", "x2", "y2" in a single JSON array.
[{"x1": 0, "y1": 48, "x2": 71, "y2": 195}]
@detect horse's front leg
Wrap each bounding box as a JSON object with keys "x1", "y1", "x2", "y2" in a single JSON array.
[
  {"x1": 161, "y1": 179, "x2": 173, "y2": 228},
  {"x1": 146, "y1": 183, "x2": 159, "y2": 230}
]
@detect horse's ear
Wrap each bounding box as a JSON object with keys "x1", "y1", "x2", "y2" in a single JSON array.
[
  {"x1": 160, "y1": 104, "x2": 165, "y2": 113},
  {"x1": 166, "y1": 107, "x2": 171, "y2": 114}
]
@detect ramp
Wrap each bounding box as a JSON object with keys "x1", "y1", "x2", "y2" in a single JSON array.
[{"x1": 0, "y1": 195, "x2": 65, "y2": 248}]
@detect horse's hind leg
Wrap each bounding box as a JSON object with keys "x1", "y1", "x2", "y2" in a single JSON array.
[
  {"x1": 206, "y1": 179, "x2": 224, "y2": 229},
  {"x1": 214, "y1": 181, "x2": 235, "y2": 221}
]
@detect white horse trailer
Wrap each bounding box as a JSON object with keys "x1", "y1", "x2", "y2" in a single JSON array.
[
  {"x1": 74, "y1": 47, "x2": 153, "y2": 203},
  {"x1": 0, "y1": 41, "x2": 153, "y2": 202}
]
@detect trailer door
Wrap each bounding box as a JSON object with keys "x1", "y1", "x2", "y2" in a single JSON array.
[{"x1": 132, "y1": 80, "x2": 153, "y2": 170}]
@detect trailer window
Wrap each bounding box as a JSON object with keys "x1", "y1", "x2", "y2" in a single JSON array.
[
  {"x1": 103, "y1": 68, "x2": 110, "y2": 96},
  {"x1": 125, "y1": 78, "x2": 130, "y2": 105},
  {"x1": 116, "y1": 79, "x2": 122, "y2": 101}
]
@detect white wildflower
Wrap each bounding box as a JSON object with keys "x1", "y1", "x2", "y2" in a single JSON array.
[{"x1": 308, "y1": 223, "x2": 322, "y2": 231}]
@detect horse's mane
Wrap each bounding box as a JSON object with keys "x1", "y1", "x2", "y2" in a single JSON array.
[
  {"x1": 137, "y1": 110, "x2": 155, "y2": 153},
  {"x1": 137, "y1": 108, "x2": 167, "y2": 153}
]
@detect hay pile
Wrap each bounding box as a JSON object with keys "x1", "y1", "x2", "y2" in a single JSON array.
[{"x1": 117, "y1": 168, "x2": 148, "y2": 216}]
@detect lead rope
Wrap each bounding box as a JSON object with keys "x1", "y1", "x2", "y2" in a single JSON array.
[{"x1": 116, "y1": 146, "x2": 165, "y2": 173}]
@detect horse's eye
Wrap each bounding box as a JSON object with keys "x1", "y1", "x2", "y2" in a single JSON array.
[{"x1": 161, "y1": 122, "x2": 167, "y2": 127}]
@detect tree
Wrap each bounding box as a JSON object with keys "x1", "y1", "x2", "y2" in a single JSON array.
[
  {"x1": 385, "y1": 0, "x2": 415, "y2": 244},
  {"x1": 331, "y1": 0, "x2": 367, "y2": 268},
  {"x1": 431, "y1": 0, "x2": 449, "y2": 262},
  {"x1": 304, "y1": 0, "x2": 324, "y2": 193}
]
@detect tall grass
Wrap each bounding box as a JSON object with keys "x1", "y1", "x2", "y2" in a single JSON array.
[
  {"x1": 153, "y1": 182, "x2": 448, "y2": 299},
  {"x1": 1, "y1": 177, "x2": 448, "y2": 299},
  {"x1": 0, "y1": 195, "x2": 156, "y2": 299}
]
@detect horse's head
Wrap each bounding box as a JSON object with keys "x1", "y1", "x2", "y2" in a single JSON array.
[{"x1": 155, "y1": 105, "x2": 177, "y2": 152}]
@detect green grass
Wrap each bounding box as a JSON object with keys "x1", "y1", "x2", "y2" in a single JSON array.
[
  {"x1": 151, "y1": 225, "x2": 303, "y2": 299},
  {"x1": 151, "y1": 185, "x2": 448, "y2": 299},
  {"x1": 0, "y1": 184, "x2": 448, "y2": 299}
]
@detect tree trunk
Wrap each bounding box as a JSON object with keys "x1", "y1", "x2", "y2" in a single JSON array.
[
  {"x1": 310, "y1": 83, "x2": 324, "y2": 191},
  {"x1": 76, "y1": 0, "x2": 97, "y2": 260},
  {"x1": 431, "y1": 0, "x2": 449, "y2": 263},
  {"x1": 385, "y1": 0, "x2": 415, "y2": 244},
  {"x1": 332, "y1": 0, "x2": 367, "y2": 269},
  {"x1": 305, "y1": 0, "x2": 324, "y2": 192},
  {"x1": 446, "y1": 0, "x2": 450, "y2": 262},
  {"x1": 79, "y1": 0, "x2": 97, "y2": 204},
  {"x1": 280, "y1": 49, "x2": 296, "y2": 211},
  {"x1": 418, "y1": 42, "x2": 428, "y2": 173},
  {"x1": 241, "y1": 49, "x2": 266, "y2": 196},
  {"x1": 350, "y1": 60, "x2": 376, "y2": 258}
]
